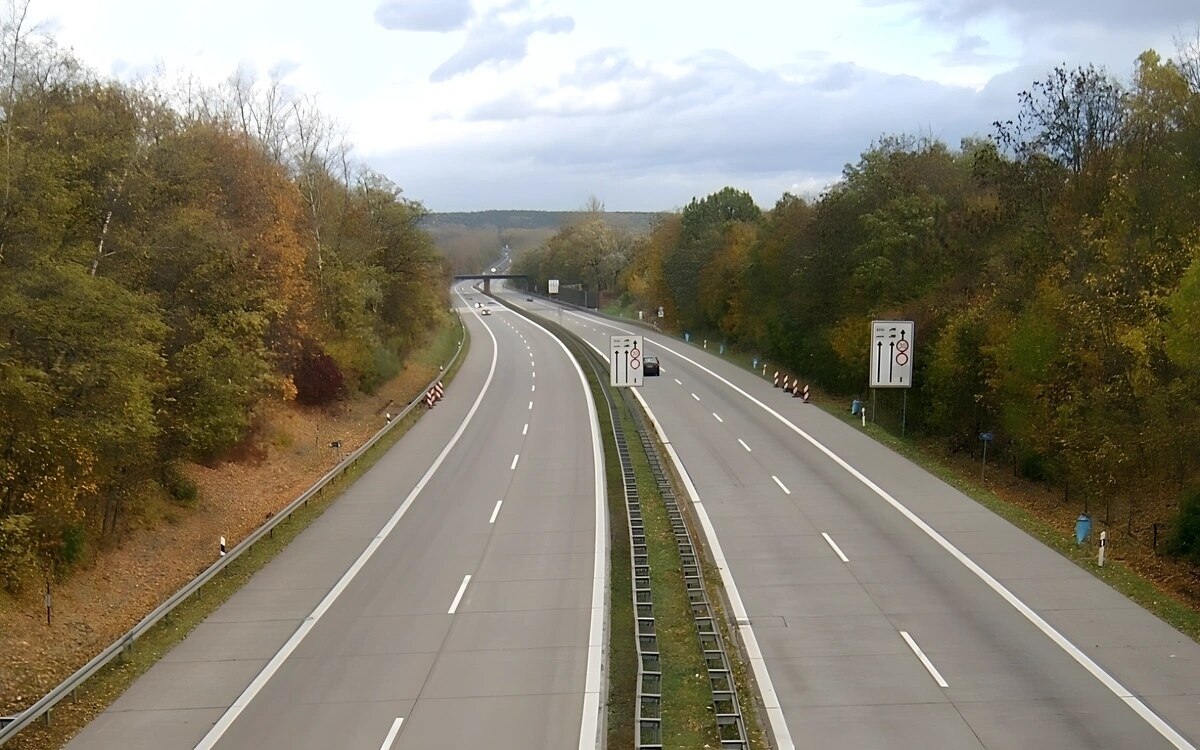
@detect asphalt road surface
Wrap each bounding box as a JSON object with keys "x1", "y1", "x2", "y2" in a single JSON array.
[
  {"x1": 66, "y1": 284, "x2": 606, "y2": 750},
  {"x1": 509, "y1": 287, "x2": 1200, "y2": 750}
]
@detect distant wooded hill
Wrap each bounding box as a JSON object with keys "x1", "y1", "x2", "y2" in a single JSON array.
[
  {"x1": 424, "y1": 210, "x2": 663, "y2": 274},
  {"x1": 423, "y1": 210, "x2": 662, "y2": 232}
]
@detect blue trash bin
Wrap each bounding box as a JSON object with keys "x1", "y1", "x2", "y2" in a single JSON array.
[
  {"x1": 851, "y1": 399, "x2": 862, "y2": 416},
  {"x1": 1075, "y1": 514, "x2": 1092, "y2": 545}
]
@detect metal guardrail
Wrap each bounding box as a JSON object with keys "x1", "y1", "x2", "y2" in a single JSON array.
[
  {"x1": 522, "y1": 294, "x2": 751, "y2": 747},
  {"x1": 0, "y1": 318, "x2": 465, "y2": 746},
  {"x1": 597, "y1": 363, "x2": 663, "y2": 749},
  {"x1": 634, "y1": 424, "x2": 749, "y2": 748}
]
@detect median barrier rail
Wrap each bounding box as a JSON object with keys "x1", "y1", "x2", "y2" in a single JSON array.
[{"x1": 0, "y1": 316, "x2": 465, "y2": 746}]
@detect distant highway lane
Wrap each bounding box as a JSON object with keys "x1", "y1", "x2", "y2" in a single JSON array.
[
  {"x1": 508, "y1": 287, "x2": 1200, "y2": 750},
  {"x1": 66, "y1": 284, "x2": 606, "y2": 750}
]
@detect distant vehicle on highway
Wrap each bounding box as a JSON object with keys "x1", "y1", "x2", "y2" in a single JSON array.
[
  {"x1": 643, "y1": 355, "x2": 660, "y2": 376},
  {"x1": 526, "y1": 296, "x2": 533, "y2": 301},
  {"x1": 480, "y1": 308, "x2": 491, "y2": 316}
]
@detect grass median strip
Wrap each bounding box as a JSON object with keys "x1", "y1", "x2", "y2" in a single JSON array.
[{"x1": 622, "y1": 407, "x2": 720, "y2": 748}]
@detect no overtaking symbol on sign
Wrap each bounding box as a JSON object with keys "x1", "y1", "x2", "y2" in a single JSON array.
[
  {"x1": 611, "y1": 335, "x2": 643, "y2": 387},
  {"x1": 870, "y1": 320, "x2": 915, "y2": 388}
]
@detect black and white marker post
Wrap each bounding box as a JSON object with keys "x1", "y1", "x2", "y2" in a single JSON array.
[{"x1": 219, "y1": 536, "x2": 226, "y2": 557}]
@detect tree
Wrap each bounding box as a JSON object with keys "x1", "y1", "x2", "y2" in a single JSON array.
[{"x1": 996, "y1": 64, "x2": 1127, "y2": 176}]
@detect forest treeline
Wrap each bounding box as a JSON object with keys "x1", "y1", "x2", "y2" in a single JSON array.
[
  {"x1": 518, "y1": 47, "x2": 1200, "y2": 564},
  {"x1": 0, "y1": 16, "x2": 447, "y2": 590}
]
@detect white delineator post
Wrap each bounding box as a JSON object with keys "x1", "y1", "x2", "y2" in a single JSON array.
[
  {"x1": 219, "y1": 536, "x2": 226, "y2": 557},
  {"x1": 1099, "y1": 531, "x2": 1106, "y2": 567}
]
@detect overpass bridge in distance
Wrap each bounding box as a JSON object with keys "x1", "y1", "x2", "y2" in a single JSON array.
[{"x1": 453, "y1": 274, "x2": 530, "y2": 293}]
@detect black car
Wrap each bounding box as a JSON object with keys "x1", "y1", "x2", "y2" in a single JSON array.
[{"x1": 643, "y1": 355, "x2": 660, "y2": 376}]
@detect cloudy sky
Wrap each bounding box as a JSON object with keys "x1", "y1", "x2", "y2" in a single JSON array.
[{"x1": 29, "y1": 0, "x2": 1200, "y2": 211}]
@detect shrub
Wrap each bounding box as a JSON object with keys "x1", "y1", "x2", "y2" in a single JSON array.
[
  {"x1": 0, "y1": 514, "x2": 38, "y2": 593},
  {"x1": 292, "y1": 344, "x2": 346, "y2": 405},
  {"x1": 162, "y1": 462, "x2": 199, "y2": 506},
  {"x1": 1167, "y1": 489, "x2": 1200, "y2": 566}
]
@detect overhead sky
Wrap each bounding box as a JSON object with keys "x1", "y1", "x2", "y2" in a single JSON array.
[{"x1": 29, "y1": 0, "x2": 1200, "y2": 211}]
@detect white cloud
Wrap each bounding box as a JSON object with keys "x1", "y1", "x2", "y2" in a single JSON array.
[
  {"x1": 25, "y1": 0, "x2": 1200, "y2": 210},
  {"x1": 375, "y1": 0, "x2": 473, "y2": 32},
  {"x1": 430, "y1": 5, "x2": 575, "y2": 82}
]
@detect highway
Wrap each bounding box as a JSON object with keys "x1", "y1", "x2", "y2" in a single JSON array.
[
  {"x1": 66, "y1": 284, "x2": 606, "y2": 750},
  {"x1": 505, "y1": 287, "x2": 1200, "y2": 750}
]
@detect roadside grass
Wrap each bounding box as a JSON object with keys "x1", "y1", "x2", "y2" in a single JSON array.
[{"x1": 3, "y1": 315, "x2": 467, "y2": 750}]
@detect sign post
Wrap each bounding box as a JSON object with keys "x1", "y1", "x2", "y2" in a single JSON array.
[
  {"x1": 610, "y1": 335, "x2": 643, "y2": 387},
  {"x1": 979, "y1": 432, "x2": 994, "y2": 481},
  {"x1": 869, "y1": 320, "x2": 915, "y2": 431}
]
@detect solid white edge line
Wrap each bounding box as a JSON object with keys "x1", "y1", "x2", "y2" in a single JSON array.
[
  {"x1": 738, "y1": 438, "x2": 752, "y2": 452},
  {"x1": 448, "y1": 574, "x2": 472, "y2": 614},
  {"x1": 489, "y1": 500, "x2": 503, "y2": 524},
  {"x1": 565, "y1": 310, "x2": 1196, "y2": 750},
  {"x1": 513, "y1": 311, "x2": 607, "y2": 750},
  {"x1": 573, "y1": 334, "x2": 795, "y2": 750},
  {"x1": 713, "y1": 413, "x2": 723, "y2": 423},
  {"x1": 193, "y1": 288, "x2": 501, "y2": 750},
  {"x1": 511, "y1": 454, "x2": 520, "y2": 470},
  {"x1": 821, "y1": 532, "x2": 850, "y2": 563},
  {"x1": 900, "y1": 631, "x2": 949, "y2": 688},
  {"x1": 379, "y1": 717, "x2": 404, "y2": 750},
  {"x1": 772, "y1": 475, "x2": 791, "y2": 495}
]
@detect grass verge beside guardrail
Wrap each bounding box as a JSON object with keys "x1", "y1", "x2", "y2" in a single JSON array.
[
  {"x1": 620, "y1": 406, "x2": 720, "y2": 748},
  {"x1": 2, "y1": 316, "x2": 468, "y2": 750}
]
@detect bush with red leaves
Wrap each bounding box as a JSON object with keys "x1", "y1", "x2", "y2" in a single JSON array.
[{"x1": 292, "y1": 344, "x2": 346, "y2": 405}]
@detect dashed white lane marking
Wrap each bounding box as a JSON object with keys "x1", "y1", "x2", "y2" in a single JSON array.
[
  {"x1": 378, "y1": 717, "x2": 404, "y2": 750},
  {"x1": 738, "y1": 439, "x2": 752, "y2": 452},
  {"x1": 674, "y1": 378, "x2": 682, "y2": 385},
  {"x1": 522, "y1": 423, "x2": 528, "y2": 435},
  {"x1": 821, "y1": 532, "x2": 849, "y2": 563},
  {"x1": 489, "y1": 501, "x2": 503, "y2": 524},
  {"x1": 713, "y1": 413, "x2": 723, "y2": 423},
  {"x1": 901, "y1": 631, "x2": 948, "y2": 688},
  {"x1": 511, "y1": 454, "x2": 520, "y2": 470},
  {"x1": 772, "y1": 475, "x2": 791, "y2": 495},
  {"x1": 192, "y1": 287, "x2": 500, "y2": 750},
  {"x1": 528, "y1": 401, "x2": 533, "y2": 410},
  {"x1": 691, "y1": 393, "x2": 700, "y2": 401},
  {"x1": 448, "y1": 575, "x2": 472, "y2": 614},
  {"x1": 532, "y1": 384, "x2": 536, "y2": 392}
]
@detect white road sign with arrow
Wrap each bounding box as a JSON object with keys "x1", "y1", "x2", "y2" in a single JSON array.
[
  {"x1": 870, "y1": 320, "x2": 914, "y2": 388},
  {"x1": 610, "y1": 335, "x2": 643, "y2": 387}
]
